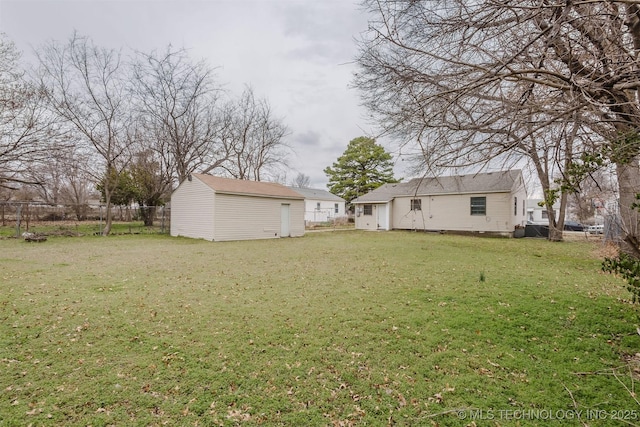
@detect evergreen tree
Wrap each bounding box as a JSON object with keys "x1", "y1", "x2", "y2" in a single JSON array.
[{"x1": 324, "y1": 136, "x2": 398, "y2": 204}]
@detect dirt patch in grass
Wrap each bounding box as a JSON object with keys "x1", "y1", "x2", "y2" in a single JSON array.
[{"x1": 622, "y1": 352, "x2": 640, "y2": 381}]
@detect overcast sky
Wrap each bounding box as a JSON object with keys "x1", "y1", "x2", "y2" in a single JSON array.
[{"x1": 0, "y1": 0, "x2": 400, "y2": 188}]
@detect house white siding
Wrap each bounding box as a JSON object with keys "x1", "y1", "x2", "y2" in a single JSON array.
[
  {"x1": 355, "y1": 203, "x2": 390, "y2": 230},
  {"x1": 389, "y1": 189, "x2": 527, "y2": 233},
  {"x1": 352, "y1": 170, "x2": 527, "y2": 236},
  {"x1": 392, "y1": 193, "x2": 514, "y2": 232},
  {"x1": 304, "y1": 199, "x2": 346, "y2": 223},
  {"x1": 170, "y1": 178, "x2": 215, "y2": 240},
  {"x1": 513, "y1": 188, "x2": 528, "y2": 228},
  {"x1": 214, "y1": 194, "x2": 304, "y2": 241},
  {"x1": 290, "y1": 188, "x2": 347, "y2": 224},
  {"x1": 526, "y1": 199, "x2": 559, "y2": 224}
]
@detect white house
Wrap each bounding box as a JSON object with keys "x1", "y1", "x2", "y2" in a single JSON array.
[
  {"x1": 170, "y1": 173, "x2": 305, "y2": 241},
  {"x1": 526, "y1": 199, "x2": 560, "y2": 224},
  {"x1": 289, "y1": 187, "x2": 346, "y2": 224},
  {"x1": 351, "y1": 170, "x2": 527, "y2": 236}
]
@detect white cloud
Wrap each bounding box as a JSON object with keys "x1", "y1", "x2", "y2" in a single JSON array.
[{"x1": 0, "y1": 0, "x2": 393, "y2": 188}]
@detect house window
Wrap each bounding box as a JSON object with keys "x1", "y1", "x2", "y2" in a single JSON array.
[
  {"x1": 514, "y1": 196, "x2": 517, "y2": 216},
  {"x1": 541, "y1": 210, "x2": 557, "y2": 219},
  {"x1": 470, "y1": 197, "x2": 486, "y2": 215},
  {"x1": 411, "y1": 199, "x2": 422, "y2": 211},
  {"x1": 334, "y1": 203, "x2": 339, "y2": 213},
  {"x1": 363, "y1": 204, "x2": 373, "y2": 216},
  {"x1": 522, "y1": 200, "x2": 525, "y2": 216},
  {"x1": 316, "y1": 202, "x2": 321, "y2": 210}
]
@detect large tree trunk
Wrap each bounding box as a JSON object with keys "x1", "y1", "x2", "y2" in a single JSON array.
[
  {"x1": 616, "y1": 158, "x2": 640, "y2": 257},
  {"x1": 102, "y1": 188, "x2": 113, "y2": 236},
  {"x1": 548, "y1": 225, "x2": 563, "y2": 242},
  {"x1": 141, "y1": 205, "x2": 156, "y2": 227},
  {"x1": 531, "y1": 149, "x2": 565, "y2": 242}
]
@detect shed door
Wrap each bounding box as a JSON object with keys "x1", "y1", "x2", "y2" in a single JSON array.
[
  {"x1": 281, "y1": 204, "x2": 290, "y2": 237},
  {"x1": 377, "y1": 204, "x2": 387, "y2": 230}
]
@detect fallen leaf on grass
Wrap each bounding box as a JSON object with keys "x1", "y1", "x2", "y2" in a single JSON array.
[
  {"x1": 227, "y1": 408, "x2": 251, "y2": 421},
  {"x1": 428, "y1": 393, "x2": 443, "y2": 404},
  {"x1": 398, "y1": 393, "x2": 407, "y2": 407}
]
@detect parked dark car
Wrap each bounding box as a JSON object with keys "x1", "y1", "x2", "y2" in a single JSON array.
[{"x1": 564, "y1": 221, "x2": 585, "y2": 231}]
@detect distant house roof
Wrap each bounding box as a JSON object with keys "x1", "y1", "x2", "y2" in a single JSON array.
[
  {"x1": 192, "y1": 173, "x2": 304, "y2": 199},
  {"x1": 353, "y1": 170, "x2": 523, "y2": 203},
  {"x1": 289, "y1": 187, "x2": 345, "y2": 202}
]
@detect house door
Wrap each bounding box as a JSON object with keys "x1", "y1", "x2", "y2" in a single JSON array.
[
  {"x1": 281, "y1": 204, "x2": 290, "y2": 237},
  {"x1": 377, "y1": 204, "x2": 387, "y2": 230}
]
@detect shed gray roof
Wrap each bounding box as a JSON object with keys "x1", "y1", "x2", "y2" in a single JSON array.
[
  {"x1": 288, "y1": 187, "x2": 345, "y2": 202},
  {"x1": 352, "y1": 170, "x2": 522, "y2": 203}
]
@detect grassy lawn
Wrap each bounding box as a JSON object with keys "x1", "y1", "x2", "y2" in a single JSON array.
[{"x1": 0, "y1": 231, "x2": 638, "y2": 426}]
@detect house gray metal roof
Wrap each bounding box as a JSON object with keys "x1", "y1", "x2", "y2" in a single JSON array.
[
  {"x1": 352, "y1": 170, "x2": 522, "y2": 203},
  {"x1": 288, "y1": 187, "x2": 345, "y2": 202}
]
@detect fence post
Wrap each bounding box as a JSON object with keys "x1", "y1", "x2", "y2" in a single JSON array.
[
  {"x1": 15, "y1": 204, "x2": 21, "y2": 238},
  {"x1": 161, "y1": 206, "x2": 165, "y2": 233}
]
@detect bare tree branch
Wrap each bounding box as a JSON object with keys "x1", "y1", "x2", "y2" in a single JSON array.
[
  {"x1": 0, "y1": 33, "x2": 66, "y2": 189},
  {"x1": 130, "y1": 46, "x2": 224, "y2": 183},
  {"x1": 355, "y1": 0, "x2": 640, "y2": 244},
  {"x1": 37, "y1": 32, "x2": 131, "y2": 235}
]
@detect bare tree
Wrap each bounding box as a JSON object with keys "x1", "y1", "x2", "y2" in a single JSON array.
[
  {"x1": 58, "y1": 147, "x2": 97, "y2": 221},
  {"x1": 220, "y1": 86, "x2": 290, "y2": 181},
  {"x1": 355, "y1": 1, "x2": 640, "y2": 247},
  {"x1": 0, "y1": 33, "x2": 63, "y2": 190},
  {"x1": 23, "y1": 140, "x2": 98, "y2": 220},
  {"x1": 129, "y1": 147, "x2": 173, "y2": 226},
  {"x1": 568, "y1": 168, "x2": 617, "y2": 225},
  {"x1": 131, "y1": 46, "x2": 225, "y2": 184},
  {"x1": 24, "y1": 143, "x2": 67, "y2": 205},
  {"x1": 36, "y1": 32, "x2": 130, "y2": 235},
  {"x1": 292, "y1": 173, "x2": 311, "y2": 188}
]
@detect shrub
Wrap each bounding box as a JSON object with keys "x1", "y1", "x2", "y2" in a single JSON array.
[{"x1": 602, "y1": 253, "x2": 640, "y2": 303}]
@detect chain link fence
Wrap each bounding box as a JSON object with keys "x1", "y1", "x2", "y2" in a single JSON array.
[{"x1": 0, "y1": 202, "x2": 170, "y2": 238}]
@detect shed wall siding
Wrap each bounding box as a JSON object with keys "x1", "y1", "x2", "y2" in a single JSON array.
[
  {"x1": 392, "y1": 193, "x2": 513, "y2": 232},
  {"x1": 170, "y1": 179, "x2": 215, "y2": 240},
  {"x1": 288, "y1": 200, "x2": 305, "y2": 237},
  {"x1": 214, "y1": 194, "x2": 304, "y2": 241}
]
